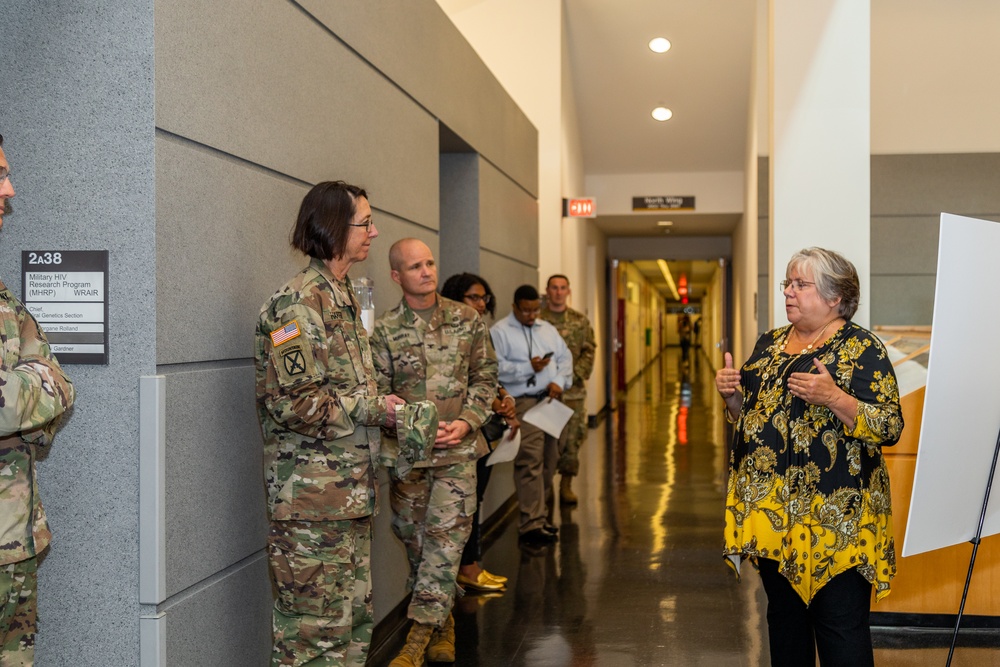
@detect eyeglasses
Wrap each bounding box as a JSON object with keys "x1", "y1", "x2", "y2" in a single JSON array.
[
  {"x1": 780, "y1": 279, "x2": 815, "y2": 292},
  {"x1": 348, "y1": 218, "x2": 374, "y2": 233},
  {"x1": 0, "y1": 169, "x2": 10, "y2": 186},
  {"x1": 463, "y1": 293, "x2": 493, "y2": 306}
]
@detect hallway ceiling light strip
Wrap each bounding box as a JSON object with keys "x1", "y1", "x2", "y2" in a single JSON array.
[{"x1": 657, "y1": 259, "x2": 681, "y2": 300}]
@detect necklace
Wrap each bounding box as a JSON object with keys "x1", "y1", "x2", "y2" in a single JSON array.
[{"x1": 783, "y1": 318, "x2": 840, "y2": 354}]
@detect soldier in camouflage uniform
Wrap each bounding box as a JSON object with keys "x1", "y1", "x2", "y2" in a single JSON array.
[
  {"x1": 370, "y1": 239, "x2": 498, "y2": 667},
  {"x1": 540, "y1": 275, "x2": 595, "y2": 506},
  {"x1": 255, "y1": 181, "x2": 404, "y2": 667},
  {"x1": 0, "y1": 134, "x2": 76, "y2": 667}
]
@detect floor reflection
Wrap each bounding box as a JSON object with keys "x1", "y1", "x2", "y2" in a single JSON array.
[
  {"x1": 435, "y1": 348, "x2": 987, "y2": 666},
  {"x1": 442, "y1": 349, "x2": 767, "y2": 666}
]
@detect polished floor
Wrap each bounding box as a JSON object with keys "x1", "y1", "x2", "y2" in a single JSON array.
[{"x1": 386, "y1": 349, "x2": 1000, "y2": 666}]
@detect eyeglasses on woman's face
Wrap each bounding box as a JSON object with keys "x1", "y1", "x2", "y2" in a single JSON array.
[
  {"x1": 780, "y1": 279, "x2": 815, "y2": 293},
  {"x1": 463, "y1": 293, "x2": 493, "y2": 306},
  {"x1": 347, "y1": 218, "x2": 375, "y2": 233}
]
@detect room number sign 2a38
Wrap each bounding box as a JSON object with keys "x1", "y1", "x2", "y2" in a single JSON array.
[
  {"x1": 26, "y1": 251, "x2": 63, "y2": 265},
  {"x1": 22, "y1": 250, "x2": 109, "y2": 365}
]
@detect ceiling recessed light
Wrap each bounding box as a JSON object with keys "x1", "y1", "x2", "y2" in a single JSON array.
[
  {"x1": 657, "y1": 220, "x2": 674, "y2": 227},
  {"x1": 649, "y1": 38, "x2": 671, "y2": 54},
  {"x1": 652, "y1": 107, "x2": 673, "y2": 121}
]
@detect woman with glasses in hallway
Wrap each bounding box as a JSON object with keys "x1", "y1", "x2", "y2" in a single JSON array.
[
  {"x1": 440, "y1": 272, "x2": 516, "y2": 593},
  {"x1": 715, "y1": 247, "x2": 904, "y2": 667}
]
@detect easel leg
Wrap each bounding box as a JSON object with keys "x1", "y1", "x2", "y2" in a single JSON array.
[{"x1": 946, "y1": 426, "x2": 1000, "y2": 666}]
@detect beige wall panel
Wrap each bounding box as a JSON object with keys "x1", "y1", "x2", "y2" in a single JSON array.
[
  {"x1": 300, "y1": 0, "x2": 539, "y2": 197},
  {"x1": 364, "y1": 218, "x2": 440, "y2": 319},
  {"x1": 870, "y1": 275, "x2": 936, "y2": 327},
  {"x1": 156, "y1": 134, "x2": 304, "y2": 366},
  {"x1": 162, "y1": 366, "x2": 266, "y2": 597},
  {"x1": 157, "y1": 136, "x2": 437, "y2": 366},
  {"x1": 155, "y1": 0, "x2": 438, "y2": 227},
  {"x1": 758, "y1": 274, "x2": 771, "y2": 335},
  {"x1": 480, "y1": 251, "x2": 539, "y2": 323},
  {"x1": 439, "y1": 153, "x2": 481, "y2": 280},
  {"x1": 162, "y1": 554, "x2": 271, "y2": 666},
  {"x1": 871, "y1": 153, "x2": 1000, "y2": 216},
  {"x1": 757, "y1": 156, "x2": 770, "y2": 216},
  {"x1": 479, "y1": 159, "x2": 539, "y2": 267},
  {"x1": 871, "y1": 216, "x2": 941, "y2": 275},
  {"x1": 372, "y1": 473, "x2": 411, "y2": 624}
]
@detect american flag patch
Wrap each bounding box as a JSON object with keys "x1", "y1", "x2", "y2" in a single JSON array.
[{"x1": 270, "y1": 321, "x2": 301, "y2": 346}]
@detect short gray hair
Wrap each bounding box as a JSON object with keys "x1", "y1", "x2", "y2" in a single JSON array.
[{"x1": 787, "y1": 247, "x2": 860, "y2": 319}]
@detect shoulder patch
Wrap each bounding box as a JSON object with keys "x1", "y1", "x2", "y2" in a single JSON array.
[
  {"x1": 270, "y1": 321, "x2": 301, "y2": 346},
  {"x1": 281, "y1": 345, "x2": 307, "y2": 377}
]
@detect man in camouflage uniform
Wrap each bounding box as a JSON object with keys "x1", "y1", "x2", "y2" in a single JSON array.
[
  {"x1": 0, "y1": 133, "x2": 76, "y2": 667},
  {"x1": 370, "y1": 239, "x2": 497, "y2": 667},
  {"x1": 540, "y1": 275, "x2": 595, "y2": 506},
  {"x1": 255, "y1": 181, "x2": 404, "y2": 667}
]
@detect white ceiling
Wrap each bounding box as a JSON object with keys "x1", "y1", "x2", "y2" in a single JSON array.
[
  {"x1": 563, "y1": 1, "x2": 755, "y2": 298},
  {"x1": 438, "y1": 1, "x2": 1000, "y2": 303},
  {"x1": 564, "y1": 0, "x2": 756, "y2": 175},
  {"x1": 437, "y1": 0, "x2": 758, "y2": 301}
]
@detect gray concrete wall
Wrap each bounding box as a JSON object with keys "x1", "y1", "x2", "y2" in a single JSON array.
[
  {"x1": 303, "y1": 1, "x2": 539, "y2": 198},
  {"x1": 0, "y1": 2, "x2": 156, "y2": 666},
  {"x1": 439, "y1": 152, "x2": 481, "y2": 281},
  {"x1": 2, "y1": 0, "x2": 538, "y2": 664},
  {"x1": 758, "y1": 153, "x2": 1000, "y2": 330},
  {"x1": 153, "y1": 0, "x2": 536, "y2": 662}
]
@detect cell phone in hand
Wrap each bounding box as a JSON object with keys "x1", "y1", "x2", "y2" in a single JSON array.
[{"x1": 542, "y1": 351, "x2": 554, "y2": 359}]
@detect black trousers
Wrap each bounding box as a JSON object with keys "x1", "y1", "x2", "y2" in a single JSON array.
[
  {"x1": 460, "y1": 456, "x2": 492, "y2": 566},
  {"x1": 757, "y1": 558, "x2": 874, "y2": 667}
]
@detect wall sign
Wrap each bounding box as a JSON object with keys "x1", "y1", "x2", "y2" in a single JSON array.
[
  {"x1": 22, "y1": 250, "x2": 109, "y2": 365},
  {"x1": 632, "y1": 196, "x2": 695, "y2": 211}
]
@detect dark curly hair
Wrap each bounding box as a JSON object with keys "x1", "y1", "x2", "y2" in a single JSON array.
[{"x1": 440, "y1": 272, "x2": 496, "y2": 318}]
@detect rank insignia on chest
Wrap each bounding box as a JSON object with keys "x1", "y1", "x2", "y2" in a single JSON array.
[{"x1": 270, "y1": 320, "x2": 301, "y2": 346}]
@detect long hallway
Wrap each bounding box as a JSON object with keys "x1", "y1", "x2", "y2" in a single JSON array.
[
  {"x1": 449, "y1": 349, "x2": 768, "y2": 666},
  {"x1": 432, "y1": 348, "x2": 997, "y2": 667}
]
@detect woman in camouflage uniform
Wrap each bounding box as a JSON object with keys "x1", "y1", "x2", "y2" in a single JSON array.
[{"x1": 255, "y1": 181, "x2": 403, "y2": 666}]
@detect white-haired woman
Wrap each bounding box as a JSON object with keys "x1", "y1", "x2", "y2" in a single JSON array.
[{"x1": 716, "y1": 247, "x2": 904, "y2": 666}]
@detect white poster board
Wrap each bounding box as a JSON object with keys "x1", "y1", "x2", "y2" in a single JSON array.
[
  {"x1": 903, "y1": 213, "x2": 1000, "y2": 557},
  {"x1": 522, "y1": 398, "x2": 574, "y2": 439}
]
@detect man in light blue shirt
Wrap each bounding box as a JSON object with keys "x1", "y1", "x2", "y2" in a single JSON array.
[{"x1": 491, "y1": 285, "x2": 572, "y2": 544}]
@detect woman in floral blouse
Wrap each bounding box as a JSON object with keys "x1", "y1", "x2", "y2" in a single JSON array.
[{"x1": 715, "y1": 247, "x2": 904, "y2": 666}]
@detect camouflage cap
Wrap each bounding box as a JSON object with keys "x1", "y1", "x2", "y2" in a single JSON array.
[{"x1": 394, "y1": 400, "x2": 439, "y2": 476}]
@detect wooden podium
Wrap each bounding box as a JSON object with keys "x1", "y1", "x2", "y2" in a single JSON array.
[{"x1": 878, "y1": 384, "x2": 1000, "y2": 617}]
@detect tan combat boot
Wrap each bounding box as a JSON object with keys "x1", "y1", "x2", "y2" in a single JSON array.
[
  {"x1": 426, "y1": 613, "x2": 456, "y2": 662},
  {"x1": 389, "y1": 622, "x2": 434, "y2": 667},
  {"x1": 560, "y1": 475, "x2": 578, "y2": 505}
]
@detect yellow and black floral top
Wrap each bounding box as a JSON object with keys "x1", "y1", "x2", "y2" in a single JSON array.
[{"x1": 723, "y1": 322, "x2": 903, "y2": 604}]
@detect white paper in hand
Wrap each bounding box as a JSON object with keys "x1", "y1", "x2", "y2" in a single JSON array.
[
  {"x1": 486, "y1": 427, "x2": 520, "y2": 466},
  {"x1": 522, "y1": 398, "x2": 574, "y2": 438}
]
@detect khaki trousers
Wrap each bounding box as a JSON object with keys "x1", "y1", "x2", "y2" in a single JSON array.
[{"x1": 513, "y1": 396, "x2": 558, "y2": 534}]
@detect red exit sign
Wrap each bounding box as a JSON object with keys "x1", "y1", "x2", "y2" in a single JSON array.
[{"x1": 563, "y1": 197, "x2": 597, "y2": 218}]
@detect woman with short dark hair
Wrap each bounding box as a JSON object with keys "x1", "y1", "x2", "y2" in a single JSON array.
[{"x1": 257, "y1": 180, "x2": 402, "y2": 666}]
